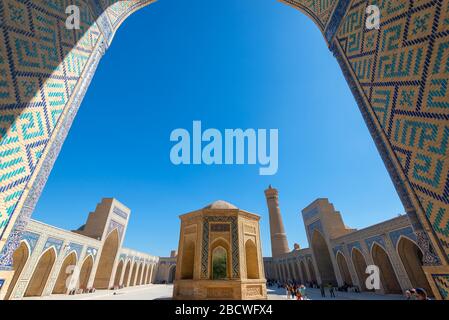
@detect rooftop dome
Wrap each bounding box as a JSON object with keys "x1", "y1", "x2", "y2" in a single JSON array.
[{"x1": 203, "y1": 200, "x2": 238, "y2": 210}]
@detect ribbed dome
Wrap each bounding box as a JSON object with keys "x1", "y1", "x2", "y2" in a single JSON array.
[{"x1": 203, "y1": 200, "x2": 238, "y2": 210}]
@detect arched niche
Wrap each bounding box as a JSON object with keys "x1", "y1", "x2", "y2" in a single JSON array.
[
  {"x1": 311, "y1": 230, "x2": 337, "y2": 285},
  {"x1": 24, "y1": 247, "x2": 57, "y2": 297},
  {"x1": 245, "y1": 240, "x2": 259, "y2": 280},
  {"x1": 336, "y1": 251, "x2": 353, "y2": 286},
  {"x1": 181, "y1": 240, "x2": 195, "y2": 280},
  {"x1": 93, "y1": 229, "x2": 120, "y2": 289},
  {"x1": 371, "y1": 243, "x2": 402, "y2": 294},
  {"x1": 5, "y1": 241, "x2": 30, "y2": 300},
  {"x1": 397, "y1": 236, "x2": 432, "y2": 296},
  {"x1": 351, "y1": 248, "x2": 368, "y2": 291},
  {"x1": 52, "y1": 251, "x2": 78, "y2": 294},
  {"x1": 79, "y1": 255, "x2": 94, "y2": 291}
]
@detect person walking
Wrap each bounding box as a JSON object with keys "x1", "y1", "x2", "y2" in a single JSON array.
[
  {"x1": 329, "y1": 285, "x2": 335, "y2": 298},
  {"x1": 320, "y1": 284, "x2": 326, "y2": 298}
]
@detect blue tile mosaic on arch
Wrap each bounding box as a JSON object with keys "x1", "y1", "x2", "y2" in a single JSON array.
[{"x1": 389, "y1": 227, "x2": 417, "y2": 248}]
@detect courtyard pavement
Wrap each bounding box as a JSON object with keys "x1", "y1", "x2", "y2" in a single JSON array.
[{"x1": 22, "y1": 284, "x2": 404, "y2": 300}]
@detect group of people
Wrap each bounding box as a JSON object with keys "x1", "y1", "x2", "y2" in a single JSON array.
[
  {"x1": 405, "y1": 288, "x2": 431, "y2": 300},
  {"x1": 285, "y1": 283, "x2": 308, "y2": 300}
]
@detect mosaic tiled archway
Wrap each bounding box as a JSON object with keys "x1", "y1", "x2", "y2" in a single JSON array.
[{"x1": 0, "y1": 0, "x2": 448, "y2": 298}]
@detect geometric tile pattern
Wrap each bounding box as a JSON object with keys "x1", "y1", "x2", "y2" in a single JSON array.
[
  {"x1": 347, "y1": 240, "x2": 363, "y2": 254},
  {"x1": 43, "y1": 237, "x2": 64, "y2": 255},
  {"x1": 0, "y1": 0, "x2": 153, "y2": 246},
  {"x1": 389, "y1": 226, "x2": 417, "y2": 248},
  {"x1": 307, "y1": 219, "x2": 324, "y2": 235},
  {"x1": 335, "y1": 0, "x2": 449, "y2": 262},
  {"x1": 66, "y1": 242, "x2": 83, "y2": 259},
  {"x1": 86, "y1": 246, "x2": 98, "y2": 260},
  {"x1": 365, "y1": 235, "x2": 386, "y2": 251},
  {"x1": 281, "y1": 0, "x2": 338, "y2": 31},
  {"x1": 433, "y1": 274, "x2": 449, "y2": 299},
  {"x1": 332, "y1": 244, "x2": 344, "y2": 256},
  {"x1": 0, "y1": 0, "x2": 448, "y2": 298},
  {"x1": 20, "y1": 230, "x2": 40, "y2": 253},
  {"x1": 0, "y1": 0, "x2": 101, "y2": 238}
]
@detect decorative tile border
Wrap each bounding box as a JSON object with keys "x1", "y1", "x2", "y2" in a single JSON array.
[{"x1": 201, "y1": 216, "x2": 239, "y2": 279}]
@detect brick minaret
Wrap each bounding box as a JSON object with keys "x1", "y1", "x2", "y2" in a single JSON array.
[{"x1": 265, "y1": 185, "x2": 289, "y2": 257}]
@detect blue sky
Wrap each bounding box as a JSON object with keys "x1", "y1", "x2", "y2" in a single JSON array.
[{"x1": 33, "y1": 0, "x2": 404, "y2": 257}]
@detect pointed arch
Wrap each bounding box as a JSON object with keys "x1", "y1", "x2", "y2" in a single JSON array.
[
  {"x1": 351, "y1": 247, "x2": 368, "y2": 291},
  {"x1": 136, "y1": 262, "x2": 143, "y2": 285},
  {"x1": 113, "y1": 259, "x2": 124, "y2": 287},
  {"x1": 142, "y1": 264, "x2": 149, "y2": 285},
  {"x1": 24, "y1": 247, "x2": 57, "y2": 297},
  {"x1": 130, "y1": 261, "x2": 138, "y2": 286},
  {"x1": 371, "y1": 243, "x2": 402, "y2": 294},
  {"x1": 79, "y1": 254, "x2": 94, "y2": 291},
  {"x1": 168, "y1": 265, "x2": 176, "y2": 284},
  {"x1": 181, "y1": 240, "x2": 195, "y2": 280},
  {"x1": 210, "y1": 238, "x2": 231, "y2": 280},
  {"x1": 307, "y1": 258, "x2": 317, "y2": 283},
  {"x1": 397, "y1": 236, "x2": 432, "y2": 296},
  {"x1": 93, "y1": 229, "x2": 120, "y2": 289},
  {"x1": 52, "y1": 251, "x2": 78, "y2": 294},
  {"x1": 300, "y1": 260, "x2": 309, "y2": 283},
  {"x1": 336, "y1": 251, "x2": 353, "y2": 286},
  {"x1": 123, "y1": 260, "x2": 132, "y2": 287},
  {"x1": 245, "y1": 239, "x2": 259, "y2": 279},
  {"x1": 5, "y1": 241, "x2": 30, "y2": 300},
  {"x1": 311, "y1": 230, "x2": 336, "y2": 285}
]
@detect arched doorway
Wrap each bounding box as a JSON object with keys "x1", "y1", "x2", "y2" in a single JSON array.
[
  {"x1": 211, "y1": 247, "x2": 228, "y2": 280},
  {"x1": 210, "y1": 239, "x2": 231, "y2": 280},
  {"x1": 311, "y1": 231, "x2": 336, "y2": 285},
  {"x1": 245, "y1": 240, "x2": 259, "y2": 279},
  {"x1": 93, "y1": 229, "x2": 119, "y2": 289},
  {"x1": 336, "y1": 252, "x2": 353, "y2": 286},
  {"x1": 113, "y1": 259, "x2": 124, "y2": 287},
  {"x1": 307, "y1": 258, "x2": 317, "y2": 283},
  {"x1": 168, "y1": 265, "x2": 176, "y2": 284},
  {"x1": 351, "y1": 248, "x2": 368, "y2": 291},
  {"x1": 5, "y1": 241, "x2": 30, "y2": 300},
  {"x1": 52, "y1": 251, "x2": 77, "y2": 294},
  {"x1": 397, "y1": 237, "x2": 432, "y2": 296},
  {"x1": 130, "y1": 262, "x2": 138, "y2": 286},
  {"x1": 147, "y1": 264, "x2": 153, "y2": 284},
  {"x1": 24, "y1": 247, "x2": 56, "y2": 297},
  {"x1": 181, "y1": 240, "x2": 195, "y2": 280},
  {"x1": 371, "y1": 243, "x2": 402, "y2": 294},
  {"x1": 142, "y1": 264, "x2": 149, "y2": 285},
  {"x1": 123, "y1": 260, "x2": 131, "y2": 287},
  {"x1": 136, "y1": 263, "x2": 143, "y2": 285},
  {"x1": 79, "y1": 255, "x2": 94, "y2": 291}
]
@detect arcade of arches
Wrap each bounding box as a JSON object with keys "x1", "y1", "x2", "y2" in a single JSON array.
[
  {"x1": 264, "y1": 193, "x2": 437, "y2": 298},
  {"x1": 0, "y1": 0, "x2": 448, "y2": 300},
  {"x1": 0, "y1": 198, "x2": 167, "y2": 300}
]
